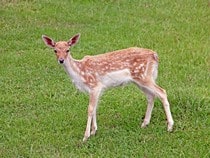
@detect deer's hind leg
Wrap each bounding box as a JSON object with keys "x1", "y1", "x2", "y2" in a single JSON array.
[
  {"x1": 153, "y1": 84, "x2": 174, "y2": 131},
  {"x1": 133, "y1": 79, "x2": 174, "y2": 131},
  {"x1": 140, "y1": 88, "x2": 155, "y2": 128}
]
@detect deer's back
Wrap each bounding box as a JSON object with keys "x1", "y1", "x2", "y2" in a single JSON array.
[{"x1": 79, "y1": 47, "x2": 158, "y2": 74}]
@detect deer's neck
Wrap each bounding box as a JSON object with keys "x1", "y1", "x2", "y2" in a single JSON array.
[{"x1": 63, "y1": 54, "x2": 90, "y2": 92}]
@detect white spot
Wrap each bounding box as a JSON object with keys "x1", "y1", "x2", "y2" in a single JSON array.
[
  {"x1": 139, "y1": 64, "x2": 144, "y2": 68},
  {"x1": 81, "y1": 71, "x2": 85, "y2": 75}
]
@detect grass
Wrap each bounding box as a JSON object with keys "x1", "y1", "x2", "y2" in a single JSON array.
[{"x1": 0, "y1": 0, "x2": 209, "y2": 157}]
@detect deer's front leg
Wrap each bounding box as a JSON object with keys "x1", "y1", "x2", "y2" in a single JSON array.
[
  {"x1": 83, "y1": 103, "x2": 94, "y2": 141},
  {"x1": 83, "y1": 87, "x2": 102, "y2": 141}
]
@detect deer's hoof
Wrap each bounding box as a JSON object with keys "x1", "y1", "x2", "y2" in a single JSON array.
[
  {"x1": 91, "y1": 130, "x2": 97, "y2": 136},
  {"x1": 167, "y1": 122, "x2": 174, "y2": 132},
  {"x1": 141, "y1": 120, "x2": 150, "y2": 128},
  {"x1": 83, "y1": 136, "x2": 89, "y2": 142}
]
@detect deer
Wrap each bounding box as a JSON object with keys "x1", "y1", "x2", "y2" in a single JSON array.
[{"x1": 42, "y1": 33, "x2": 174, "y2": 141}]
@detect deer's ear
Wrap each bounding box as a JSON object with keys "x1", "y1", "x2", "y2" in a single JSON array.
[
  {"x1": 42, "y1": 35, "x2": 56, "y2": 48},
  {"x1": 68, "y1": 33, "x2": 80, "y2": 47}
]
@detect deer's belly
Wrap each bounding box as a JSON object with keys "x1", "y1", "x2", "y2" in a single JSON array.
[{"x1": 100, "y1": 69, "x2": 132, "y2": 88}]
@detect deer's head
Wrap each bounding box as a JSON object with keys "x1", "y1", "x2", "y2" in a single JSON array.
[{"x1": 42, "y1": 34, "x2": 80, "y2": 64}]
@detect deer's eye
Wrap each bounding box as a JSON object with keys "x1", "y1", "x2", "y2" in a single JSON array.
[
  {"x1": 54, "y1": 50, "x2": 57, "y2": 53},
  {"x1": 66, "y1": 50, "x2": 69, "y2": 53}
]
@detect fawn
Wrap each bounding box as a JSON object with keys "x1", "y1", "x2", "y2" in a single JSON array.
[{"x1": 42, "y1": 33, "x2": 174, "y2": 141}]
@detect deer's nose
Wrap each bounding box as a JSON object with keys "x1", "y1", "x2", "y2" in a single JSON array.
[{"x1": 58, "y1": 59, "x2": 64, "y2": 64}]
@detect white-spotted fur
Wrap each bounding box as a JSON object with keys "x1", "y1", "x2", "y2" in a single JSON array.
[{"x1": 42, "y1": 34, "x2": 174, "y2": 142}]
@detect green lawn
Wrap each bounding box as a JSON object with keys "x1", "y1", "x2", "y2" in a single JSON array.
[{"x1": 0, "y1": 0, "x2": 209, "y2": 157}]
